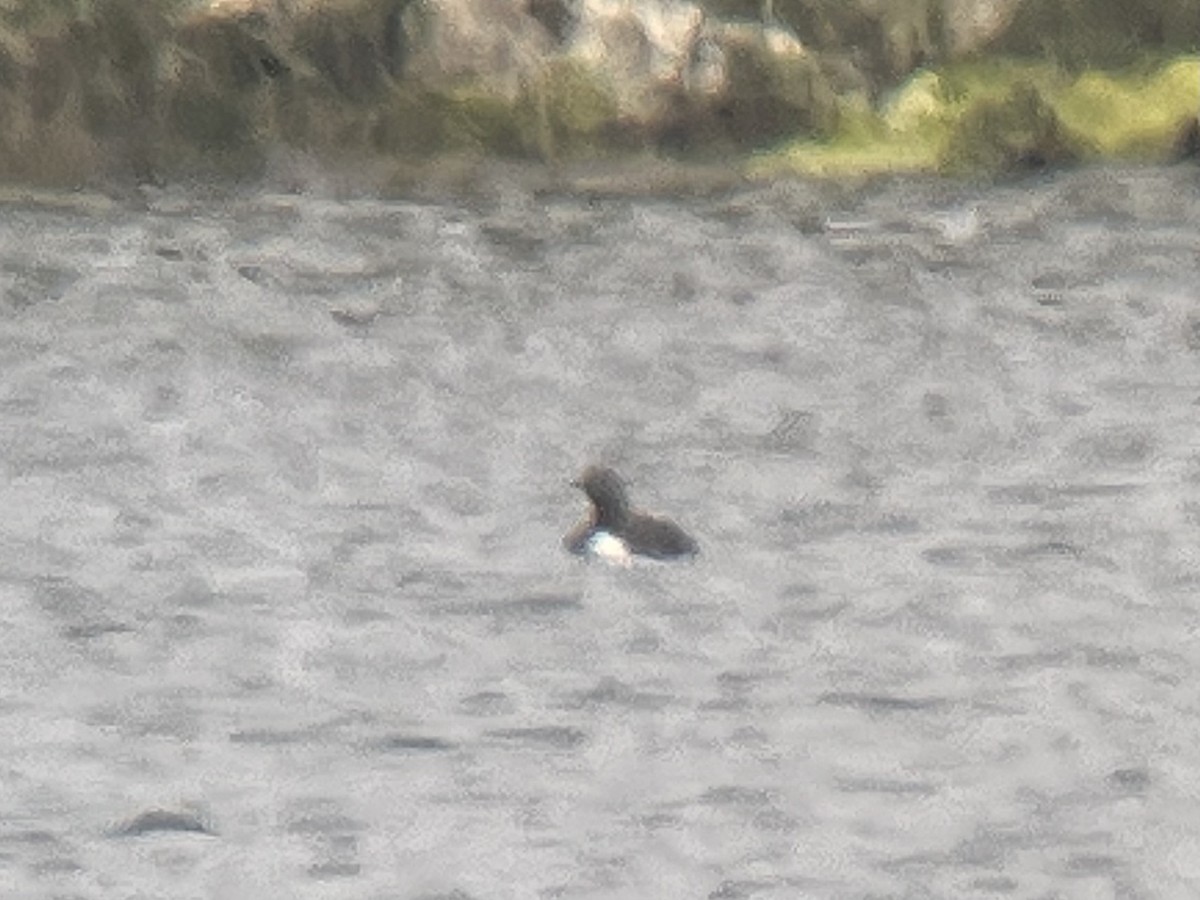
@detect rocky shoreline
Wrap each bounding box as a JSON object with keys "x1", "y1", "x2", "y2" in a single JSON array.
[{"x1": 0, "y1": 0, "x2": 1195, "y2": 188}]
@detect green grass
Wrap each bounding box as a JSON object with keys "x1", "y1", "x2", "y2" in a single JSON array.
[
  {"x1": 1055, "y1": 57, "x2": 1200, "y2": 157},
  {"x1": 751, "y1": 54, "x2": 1200, "y2": 179}
]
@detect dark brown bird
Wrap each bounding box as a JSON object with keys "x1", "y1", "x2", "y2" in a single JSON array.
[{"x1": 563, "y1": 465, "x2": 698, "y2": 563}]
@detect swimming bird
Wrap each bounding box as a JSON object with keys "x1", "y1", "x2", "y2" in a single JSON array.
[{"x1": 563, "y1": 465, "x2": 698, "y2": 563}]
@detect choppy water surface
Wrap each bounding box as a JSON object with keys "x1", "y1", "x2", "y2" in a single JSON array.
[{"x1": 2, "y1": 166, "x2": 1199, "y2": 898}]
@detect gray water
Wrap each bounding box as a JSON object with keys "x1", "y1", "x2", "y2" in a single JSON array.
[{"x1": 1, "y1": 166, "x2": 1199, "y2": 899}]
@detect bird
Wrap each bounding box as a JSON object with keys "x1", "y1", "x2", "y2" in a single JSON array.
[{"x1": 563, "y1": 465, "x2": 698, "y2": 563}]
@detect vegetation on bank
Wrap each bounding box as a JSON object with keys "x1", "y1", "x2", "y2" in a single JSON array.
[
  {"x1": 753, "y1": 55, "x2": 1200, "y2": 179},
  {"x1": 0, "y1": 0, "x2": 637, "y2": 184},
  {"x1": 0, "y1": 0, "x2": 1195, "y2": 187}
]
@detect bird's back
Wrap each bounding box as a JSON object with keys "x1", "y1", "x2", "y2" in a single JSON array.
[{"x1": 621, "y1": 511, "x2": 699, "y2": 560}]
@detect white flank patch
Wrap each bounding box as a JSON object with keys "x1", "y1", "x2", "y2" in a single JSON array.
[{"x1": 588, "y1": 531, "x2": 633, "y2": 568}]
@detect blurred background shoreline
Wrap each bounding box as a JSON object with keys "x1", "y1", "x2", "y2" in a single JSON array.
[{"x1": 0, "y1": 0, "x2": 1196, "y2": 194}]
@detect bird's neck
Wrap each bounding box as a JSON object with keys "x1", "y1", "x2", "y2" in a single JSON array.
[{"x1": 592, "y1": 501, "x2": 628, "y2": 529}]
